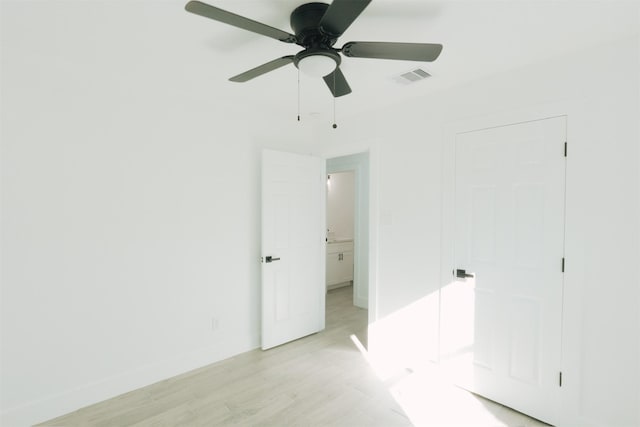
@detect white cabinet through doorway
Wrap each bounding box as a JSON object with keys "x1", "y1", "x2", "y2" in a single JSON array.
[{"x1": 326, "y1": 240, "x2": 353, "y2": 289}]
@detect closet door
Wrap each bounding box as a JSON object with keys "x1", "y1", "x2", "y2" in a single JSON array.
[{"x1": 444, "y1": 117, "x2": 566, "y2": 425}]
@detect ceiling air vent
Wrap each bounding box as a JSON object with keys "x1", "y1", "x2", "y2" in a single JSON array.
[{"x1": 395, "y1": 68, "x2": 431, "y2": 84}]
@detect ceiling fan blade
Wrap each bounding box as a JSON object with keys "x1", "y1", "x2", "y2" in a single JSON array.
[
  {"x1": 318, "y1": 0, "x2": 372, "y2": 38},
  {"x1": 323, "y1": 67, "x2": 352, "y2": 97},
  {"x1": 185, "y1": 1, "x2": 297, "y2": 44},
  {"x1": 342, "y1": 42, "x2": 443, "y2": 61},
  {"x1": 229, "y1": 56, "x2": 294, "y2": 82}
]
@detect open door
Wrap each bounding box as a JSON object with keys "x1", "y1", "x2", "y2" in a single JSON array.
[{"x1": 261, "y1": 149, "x2": 326, "y2": 350}]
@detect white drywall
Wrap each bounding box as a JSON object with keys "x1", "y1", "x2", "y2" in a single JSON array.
[
  {"x1": 0, "y1": 3, "x2": 321, "y2": 424},
  {"x1": 327, "y1": 171, "x2": 355, "y2": 241}
]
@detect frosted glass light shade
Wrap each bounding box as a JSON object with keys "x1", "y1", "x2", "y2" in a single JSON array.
[{"x1": 298, "y1": 55, "x2": 337, "y2": 77}]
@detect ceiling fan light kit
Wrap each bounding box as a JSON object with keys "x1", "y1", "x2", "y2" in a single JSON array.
[
  {"x1": 295, "y1": 49, "x2": 339, "y2": 78},
  {"x1": 185, "y1": 0, "x2": 443, "y2": 123}
]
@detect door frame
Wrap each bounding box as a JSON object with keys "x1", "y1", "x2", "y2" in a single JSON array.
[
  {"x1": 449, "y1": 116, "x2": 567, "y2": 424},
  {"x1": 441, "y1": 103, "x2": 571, "y2": 422}
]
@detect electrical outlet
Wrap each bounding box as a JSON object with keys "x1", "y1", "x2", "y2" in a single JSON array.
[{"x1": 211, "y1": 317, "x2": 219, "y2": 332}]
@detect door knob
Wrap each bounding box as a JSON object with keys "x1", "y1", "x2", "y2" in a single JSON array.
[
  {"x1": 455, "y1": 269, "x2": 474, "y2": 278},
  {"x1": 265, "y1": 256, "x2": 280, "y2": 263}
]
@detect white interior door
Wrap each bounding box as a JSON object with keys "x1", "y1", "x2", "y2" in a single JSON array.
[
  {"x1": 261, "y1": 149, "x2": 326, "y2": 350},
  {"x1": 446, "y1": 117, "x2": 566, "y2": 424}
]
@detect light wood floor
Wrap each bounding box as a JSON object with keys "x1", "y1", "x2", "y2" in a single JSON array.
[{"x1": 40, "y1": 286, "x2": 549, "y2": 426}]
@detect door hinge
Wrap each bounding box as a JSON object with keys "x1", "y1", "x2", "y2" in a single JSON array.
[
  {"x1": 559, "y1": 371, "x2": 563, "y2": 387},
  {"x1": 564, "y1": 141, "x2": 567, "y2": 157},
  {"x1": 562, "y1": 257, "x2": 565, "y2": 272}
]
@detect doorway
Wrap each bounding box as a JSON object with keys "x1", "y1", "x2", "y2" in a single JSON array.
[
  {"x1": 326, "y1": 170, "x2": 355, "y2": 298},
  {"x1": 326, "y1": 152, "x2": 369, "y2": 311},
  {"x1": 260, "y1": 149, "x2": 369, "y2": 351}
]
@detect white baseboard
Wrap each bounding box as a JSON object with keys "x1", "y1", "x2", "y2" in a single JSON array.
[
  {"x1": 354, "y1": 295, "x2": 368, "y2": 309},
  {"x1": 326, "y1": 281, "x2": 352, "y2": 291}
]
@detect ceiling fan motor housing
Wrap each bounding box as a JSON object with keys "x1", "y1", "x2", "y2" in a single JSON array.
[{"x1": 290, "y1": 2, "x2": 338, "y2": 48}]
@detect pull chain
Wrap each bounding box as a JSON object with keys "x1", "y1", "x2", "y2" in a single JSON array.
[
  {"x1": 332, "y1": 71, "x2": 337, "y2": 129},
  {"x1": 297, "y1": 68, "x2": 301, "y2": 122}
]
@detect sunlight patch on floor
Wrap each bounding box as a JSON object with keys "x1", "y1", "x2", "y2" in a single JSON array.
[
  {"x1": 349, "y1": 333, "x2": 535, "y2": 427},
  {"x1": 388, "y1": 367, "x2": 508, "y2": 427}
]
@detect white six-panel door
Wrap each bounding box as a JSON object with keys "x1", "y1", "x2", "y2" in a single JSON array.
[
  {"x1": 449, "y1": 117, "x2": 566, "y2": 424},
  {"x1": 261, "y1": 149, "x2": 326, "y2": 350}
]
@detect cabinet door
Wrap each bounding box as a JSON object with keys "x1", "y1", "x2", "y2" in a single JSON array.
[
  {"x1": 337, "y1": 250, "x2": 354, "y2": 283},
  {"x1": 326, "y1": 253, "x2": 341, "y2": 286}
]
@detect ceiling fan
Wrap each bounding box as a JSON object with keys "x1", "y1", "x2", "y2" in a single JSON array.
[{"x1": 185, "y1": 0, "x2": 443, "y2": 97}]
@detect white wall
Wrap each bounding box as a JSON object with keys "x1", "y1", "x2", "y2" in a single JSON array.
[
  {"x1": 0, "y1": 2, "x2": 320, "y2": 424},
  {"x1": 327, "y1": 171, "x2": 355, "y2": 241},
  {"x1": 312, "y1": 35, "x2": 640, "y2": 427}
]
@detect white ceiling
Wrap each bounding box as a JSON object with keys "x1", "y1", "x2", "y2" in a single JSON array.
[
  {"x1": 180, "y1": 0, "x2": 639, "y2": 119},
  {"x1": 2, "y1": 0, "x2": 639, "y2": 127}
]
